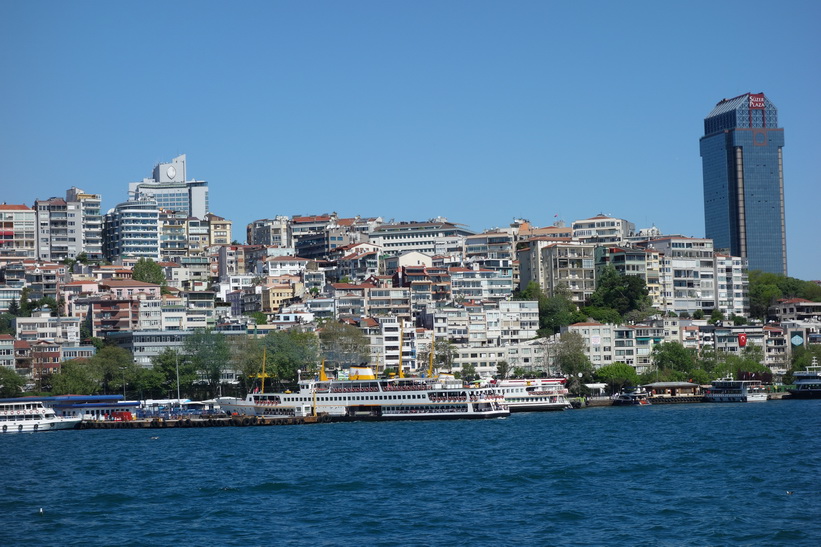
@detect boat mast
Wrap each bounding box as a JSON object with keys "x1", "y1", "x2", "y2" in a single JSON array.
[
  {"x1": 428, "y1": 339, "x2": 435, "y2": 377},
  {"x1": 398, "y1": 318, "x2": 404, "y2": 378},
  {"x1": 261, "y1": 348, "x2": 266, "y2": 393}
]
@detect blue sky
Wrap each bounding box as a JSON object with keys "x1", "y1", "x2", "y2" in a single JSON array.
[{"x1": 1, "y1": 1, "x2": 818, "y2": 280}]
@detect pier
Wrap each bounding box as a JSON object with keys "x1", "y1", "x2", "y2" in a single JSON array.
[{"x1": 76, "y1": 414, "x2": 334, "y2": 429}]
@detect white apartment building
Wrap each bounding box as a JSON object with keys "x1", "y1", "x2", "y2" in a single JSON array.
[
  {"x1": 103, "y1": 198, "x2": 161, "y2": 261},
  {"x1": 449, "y1": 265, "x2": 513, "y2": 302},
  {"x1": 572, "y1": 214, "x2": 636, "y2": 245},
  {"x1": 534, "y1": 242, "x2": 597, "y2": 305},
  {"x1": 637, "y1": 236, "x2": 716, "y2": 317},
  {"x1": 0, "y1": 204, "x2": 36, "y2": 259},
  {"x1": 369, "y1": 218, "x2": 474, "y2": 257},
  {"x1": 15, "y1": 308, "x2": 81, "y2": 344},
  {"x1": 714, "y1": 255, "x2": 750, "y2": 318}
]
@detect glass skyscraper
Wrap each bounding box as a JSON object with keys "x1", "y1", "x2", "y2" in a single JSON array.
[{"x1": 700, "y1": 93, "x2": 787, "y2": 275}]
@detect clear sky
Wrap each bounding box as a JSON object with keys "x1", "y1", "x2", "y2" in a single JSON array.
[{"x1": 1, "y1": 1, "x2": 818, "y2": 280}]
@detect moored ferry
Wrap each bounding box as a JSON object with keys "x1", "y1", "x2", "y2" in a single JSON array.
[
  {"x1": 490, "y1": 378, "x2": 572, "y2": 411},
  {"x1": 0, "y1": 399, "x2": 82, "y2": 433},
  {"x1": 217, "y1": 366, "x2": 509, "y2": 421},
  {"x1": 704, "y1": 378, "x2": 768, "y2": 403},
  {"x1": 788, "y1": 358, "x2": 821, "y2": 399}
]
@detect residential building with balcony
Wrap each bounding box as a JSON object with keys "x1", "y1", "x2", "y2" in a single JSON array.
[
  {"x1": 714, "y1": 254, "x2": 750, "y2": 318},
  {"x1": 0, "y1": 204, "x2": 36, "y2": 259},
  {"x1": 0, "y1": 334, "x2": 14, "y2": 370},
  {"x1": 572, "y1": 214, "x2": 636, "y2": 246},
  {"x1": 449, "y1": 265, "x2": 513, "y2": 303},
  {"x1": 103, "y1": 198, "x2": 161, "y2": 261},
  {"x1": 369, "y1": 218, "x2": 474, "y2": 257},
  {"x1": 247, "y1": 216, "x2": 292, "y2": 247},
  {"x1": 637, "y1": 236, "x2": 716, "y2": 317},
  {"x1": 15, "y1": 308, "x2": 81, "y2": 344}
]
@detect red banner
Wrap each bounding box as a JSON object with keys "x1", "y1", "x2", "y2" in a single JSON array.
[{"x1": 738, "y1": 333, "x2": 747, "y2": 347}]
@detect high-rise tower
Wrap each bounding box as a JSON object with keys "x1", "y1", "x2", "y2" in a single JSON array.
[
  {"x1": 128, "y1": 154, "x2": 209, "y2": 218},
  {"x1": 700, "y1": 93, "x2": 787, "y2": 275}
]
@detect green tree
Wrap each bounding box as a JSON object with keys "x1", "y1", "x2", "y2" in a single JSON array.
[
  {"x1": 7, "y1": 300, "x2": 20, "y2": 317},
  {"x1": 512, "y1": 366, "x2": 527, "y2": 378},
  {"x1": 496, "y1": 360, "x2": 510, "y2": 379},
  {"x1": 185, "y1": 329, "x2": 230, "y2": 397},
  {"x1": 0, "y1": 313, "x2": 15, "y2": 335},
  {"x1": 652, "y1": 342, "x2": 696, "y2": 373},
  {"x1": 51, "y1": 359, "x2": 100, "y2": 395},
  {"x1": 132, "y1": 365, "x2": 167, "y2": 400},
  {"x1": 0, "y1": 366, "x2": 26, "y2": 397},
  {"x1": 18, "y1": 287, "x2": 34, "y2": 317},
  {"x1": 555, "y1": 331, "x2": 593, "y2": 394},
  {"x1": 588, "y1": 266, "x2": 651, "y2": 318},
  {"x1": 513, "y1": 281, "x2": 584, "y2": 336},
  {"x1": 460, "y1": 363, "x2": 478, "y2": 383},
  {"x1": 37, "y1": 296, "x2": 59, "y2": 315},
  {"x1": 262, "y1": 330, "x2": 320, "y2": 389},
  {"x1": 579, "y1": 306, "x2": 622, "y2": 325},
  {"x1": 132, "y1": 258, "x2": 166, "y2": 286},
  {"x1": 151, "y1": 348, "x2": 198, "y2": 399},
  {"x1": 594, "y1": 362, "x2": 639, "y2": 394},
  {"x1": 89, "y1": 346, "x2": 135, "y2": 395},
  {"x1": 248, "y1": 311, "x2": 268, "y2": 325},
  {"x1": 692, "y1": 309, "x2": 705, "y2": 320},
  {"x1": 228, "y1": 335, "x2": 264, "y2": 395},
  {"x1": 708, "y1": 309, "x2": 725, "y2": 325},
  {"x1": 748, "y1": 270, "x2": 821, "y2": 320},
  {"x1": 319, "y1": 321, "x2": 370, "y2": 370}
]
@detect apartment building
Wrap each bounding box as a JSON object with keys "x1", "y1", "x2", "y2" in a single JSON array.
[
  {"x1": 246, "y1": 216, "x2": 292, "y2": 247},
  {"x1": 0, "y1": 204, "x2": 36, "y2": 259},
  {"x1": 714, "y1": 254, "x2": 750, "y2": 318},
  {"x1": 637, "y1": 236, "x2": 716, "y2": 317},
  {"x1": 572, "y1": 214, "x2": 636, "y2": 245},
  {"x1": 369, "y1": 219, "x2": 474, "y2": 257},
  {"x1": 103, "y1": 198, "x2": 161, "y2": 261},
  {"x1": 449, "y1": 265, "x2": 513, "y2": 303}
]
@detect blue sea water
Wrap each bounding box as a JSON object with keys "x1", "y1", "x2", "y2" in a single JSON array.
[{"x1": 1, "y1": 400, "x2": 819, "y2": 546}]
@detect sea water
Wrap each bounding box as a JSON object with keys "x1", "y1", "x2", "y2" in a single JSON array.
[{"x1": 1, "y1": 400, "x2": 819, "y2": 546}]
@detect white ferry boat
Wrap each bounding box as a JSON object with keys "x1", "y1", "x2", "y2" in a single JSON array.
[
  {"x1": 217, "y1": 366, "x2": 509, "y2": 421},
  {"x1": 0, "y1": 399, "x2": 82, "y2": 433},
  {"x1": 490, "y1": 378, "x2": 572, "y2": 411},
  {"x1": 704, "y1": 378, "x2": 768, "y2": 403},
  {"x1": 788, "y1": 358, "x2": 821, "y2": 399}
]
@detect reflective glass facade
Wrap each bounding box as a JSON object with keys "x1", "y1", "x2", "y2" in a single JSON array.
[{"x1": 700, "y1": 93, "x2": 787, "y2": 275}]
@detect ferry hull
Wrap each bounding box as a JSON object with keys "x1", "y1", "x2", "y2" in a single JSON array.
[
  {"x1": 507, "y1": 404, "x2": 569, "y2": 412},
  {"x1": 1, "y1": 418, "x2": 81, "y2": 433},
  {"x1": 787, "y1": 390, "x2": 821, "y2": 399}
]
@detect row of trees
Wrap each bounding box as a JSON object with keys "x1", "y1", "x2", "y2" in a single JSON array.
[{"x1": 514, "y1": 267, "x2": 821, "y2": 336}]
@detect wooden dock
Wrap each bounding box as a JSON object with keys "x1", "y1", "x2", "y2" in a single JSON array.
[{"x1": 76, "y1": 414, "x2": 334, "y2": 429}]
